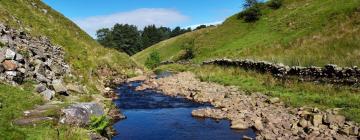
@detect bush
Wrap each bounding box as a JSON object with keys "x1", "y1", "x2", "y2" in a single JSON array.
[
  {"x1": 145, "y1": 51, "x2": 161, "y2": 69},
  {"x1": 238, "y1": 6, "x2": 262, "y2": 22},
  {"x1": 89, "y1": 115, "x2": 110, "y2": 135},
  {"x1": 267, "y1": 0, "x2": 283, "y2": 9}
]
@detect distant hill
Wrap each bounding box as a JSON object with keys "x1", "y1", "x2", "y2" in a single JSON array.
[{"x1": 133, "y1": 0, "x2": 360, "y2": 67}]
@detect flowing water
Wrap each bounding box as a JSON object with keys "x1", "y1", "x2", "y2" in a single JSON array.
[{"x1": 112, "y1": 81, "x2": 256, "y2": 140}]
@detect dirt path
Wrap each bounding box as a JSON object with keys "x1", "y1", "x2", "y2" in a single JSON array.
[{"x1": 136, "y1": 72, "x2": 359, "y2": 140}]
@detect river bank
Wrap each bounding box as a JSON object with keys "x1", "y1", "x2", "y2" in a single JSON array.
[{"x1": 136, "y1": 72, "x2": 360, "y2": 139}]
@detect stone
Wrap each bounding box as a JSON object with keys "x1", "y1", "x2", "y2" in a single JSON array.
[
  {"x1": 59, "y1": 107, "x2": 90, "y2": 127},
  {"x1": 5, "y1": 71, "x2": 17, "y2": 76},
  {"x1": 71, "y1": 102, "x2": 104, "y2": 116},
  {"x1": 2, "y1": 60, "x2": 17, "y2": 70},
  {"x1": 14, "y1": 117, "x2": 54, "y2": 126},
  {"x1": 231, "y1": 119, "x2": 249, "y2": 130},
  {"x1": 242, "y1": 135, "x2": 253, "y2": 140},
  {"x1": 312, "y1": 114, "x2": 323, "y2": 127},
  {"x1": 268, "y1": 97, "x2": 280, "y2": 104},
  {"x1": 51, "y1": 79, "x2": 67, "y2": 94},
  {"x1": 299, "y1": 118, "x2": 309, "y2": 128},
  {"x1": 89, "y1": 133, "x2": 108, "y2": 140},
  {"x1": 66, "y1": 84, "x2": 85, "y2": 94},
  {"x1": 349, "y1": 126, "x2": 359, "y2": 136},
  {"x1": 0, "y1": 49, "x2": 5, "y2": 62},
  {"x1": 17, "y1": 68, "x2": 26, "y2": 73},
  {"x1": 254, "y1": 118, "x2": 264, "y2": 131},
  {"x1": 35, "y1": 73, "x2": 50, "y2": 83},
  {"x1": 35, "y1": 84, "x2": 47, "y2": 93},
  {"x1": 15, "y1": 53, "x2": 24, "y2": 61},
  {"x1": 324, "y1": 114, "x2": 346, "y2": 126},
  {"x1": 4, "y1": 49, "x2": 15, "y2": 60},
  {"x1": 40, "y1": 89, "x2": 55, "y2": 101}
]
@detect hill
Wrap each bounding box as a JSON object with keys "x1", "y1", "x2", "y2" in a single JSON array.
[
  {"x1": 133, "y1": 0, "x2": 360, "y2": 67},
  {"x1": 133, "y1": 0, "x2": 360, "y2": 123},
  {"x1": 0, "y1": 0, "x2": 137, "y2": 139}
]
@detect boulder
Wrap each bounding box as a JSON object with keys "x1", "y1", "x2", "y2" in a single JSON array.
[
  {"x1": 231, "y1": 119, "x2": 249, "y2": 130},
  {"x1": 66, "y1": 84, "x2": 85, "y2": 94},
  {"x1": 59, "y1": 107, "x2": 89, "y2": 127},
  {"x1": 59, "y1": 102, "x2": 104, "y2": 127},
  {"x1": 312, "y1": 114, "x2": 323, "y2": 127},
  {"x1": 2, "y1": 60, "x2": 17, "y2": 70},
  {"x1": 324, "y1": 114, "x2": 346, "y2": 126},
  {"x1": 51, "y1": 79, "x2": 67, "y2": 94},
  {"x1": 35, "y1": 73, "x2": 50, "y2": 83},
  {"x1": 5, "y1": 71, "x2": 17, "y2": 76},
  {"x1": 15, "y1": 53, "x2": 24, "y2": 62},
  {"x1": 35, "y1": 84, "x2": 47, "y2": 93},
  {"x1": 40, "y1": 89, "x2": 55, "y2": 101},
  {"x1": 71, "y1": 102, "x2": 104, "y2": 116},
  {"x1": 4, "y1": 49, "x2": 15, "y2": 60}
]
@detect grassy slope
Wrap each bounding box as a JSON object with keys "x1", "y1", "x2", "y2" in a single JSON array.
[
  {"x1": 0, "y1": 0, "x2": 136, "y2": 139},
  {"x1": 140, "y1": 0, "x2": 360, "y2": 123},
  {"x1": 0, "y1": 0, "x2": 137, "y2": 93},
  {"x1": 134, "y1": 0, "x2": 360, "y2": 67}
]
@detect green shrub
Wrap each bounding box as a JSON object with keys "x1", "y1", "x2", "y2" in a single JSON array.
[
  {"x1": 89, "y1": 115, "x2": 110, "y2": 135},
  {"x1": 145, "y1": 51, "x2": 161, "y2": 69},
  {"x1": 238, "y1": 6, "x2": 262, "y2": 22},
  {"x1": 267, "y1": 0, "x2": 283, "y2": 9}
]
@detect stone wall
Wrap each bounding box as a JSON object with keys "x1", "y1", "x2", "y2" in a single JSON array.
[
  {"x1": 0, "y1": 23, "x2": 71, "y2": 100},
  {"x1": 203, "y1": 58, "x2": 360, "y2": 85}
]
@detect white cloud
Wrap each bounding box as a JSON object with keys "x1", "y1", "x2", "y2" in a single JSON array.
[
  {"x1": 186, "y1": 20, "x2": 223, "y2": 29},
  {"x1": 74, "y1": 8, "x2": 189, "y2": 38}
]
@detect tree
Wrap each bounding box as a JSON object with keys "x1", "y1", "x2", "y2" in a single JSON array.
[
  {"x1": 96, "y1": 28, "x2": 113, "y2": 48},
  {"x1": 267, "y1": 0, "x2": 283, "y2": 9},
  {"x1": 111, "y1": 24, "x2": 142, "y2": 55},
  {"x1": 145, "y1": 51, "x2": 161, "y2": 69},
  {"x1": 243, "y1": 0, "x2": 259, "y2": 8},
  {"x1": 238, "y1": 0, "x2": 262, "y2": 22},
  {"x1": 194, "y1": 25, "x2": 207, "y2": 30}
]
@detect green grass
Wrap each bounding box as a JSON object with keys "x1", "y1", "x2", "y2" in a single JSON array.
[
  {"x1": 0, "y1": 82, "x2": 89, "y2": 140},
  {"x1": 157, "y1": 64, "x2": 360, "y2": 123},
  {"x1": 0, "y1": 0, "x2": 138, "y2": 138},
  {"x1": 133, "y1": 0, "x2": 360, "y2": 67},
  {"x1": 0, "y1": 0, "x2": 137, "y2": 93}
]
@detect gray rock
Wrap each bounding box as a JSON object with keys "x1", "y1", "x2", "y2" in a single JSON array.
[
  {"x1": 35, "y1": 73, "x2": 50, "y2": 83},
  {"x1": 35, "y1": 84, "x2": 47, "y2": 93},
  {"x1": 51, "y1": 79, "x2": 67, "y2": 94},
  {"x1": 4, "y1": 49, "x2": 15, "y2": 60},
  {"x1": 15, "y1": 53, "x2": 24, "y2": 61},
  {"x1": 5, "y1": 71, "x2": 17, "y2": 76},
  {"x1": 71, "y1": 102, "x2": 104, "y2": 116},
  {"x1": 17, "y1": 68, "x2": 26, "y2": 73},
  {"x1": 40, "y1": 89, "x2": 55, "y2": 101},
  {"x1": 66, "y1": 84, "x2": 85, "y2": 94},
  {"x1": 59, "y1": 102, "x2": 104, "y2": 127},
  {"x1": 0, "y1": 48, "x2": 5, "y2": 62},
  {"x1": 59, "y1": 107, "x2": 89, "y2": 127}
]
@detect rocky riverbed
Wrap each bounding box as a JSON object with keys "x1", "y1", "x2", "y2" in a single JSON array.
[{"x1": 137, "y1": 72, "x2": 360, "y2": 140}]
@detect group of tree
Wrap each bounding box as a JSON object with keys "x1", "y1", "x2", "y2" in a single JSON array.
[
  {"x1": 238, "y1": 0, "x2": 283, "y2": 22},
  {"x1": 96, "y1": 24, "x2": 192, "y2": 55}
]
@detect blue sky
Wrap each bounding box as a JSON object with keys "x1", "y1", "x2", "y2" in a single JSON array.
[{"x1": 43, "y1": 0, "x2": 245, "y2": 37}]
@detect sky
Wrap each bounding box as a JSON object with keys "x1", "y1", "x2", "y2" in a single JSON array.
[{"x1": 43, "y1": 0, "x2": 245, "y2": 37}]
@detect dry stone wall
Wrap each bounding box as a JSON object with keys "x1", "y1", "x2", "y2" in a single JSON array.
[{"x1": 203, "y1": 58, "x2": 360, "y2": 85}]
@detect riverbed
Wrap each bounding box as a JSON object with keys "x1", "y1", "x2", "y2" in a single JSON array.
[{"x1": 112, "y1": 81, "x2": 255, "y2": 140}]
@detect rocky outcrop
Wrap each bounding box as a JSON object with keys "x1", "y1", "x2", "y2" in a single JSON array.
[
  {"x1": 0, "y1": 23, "x2": 71, "y2": 100},
  {"x1": 139, "y1": 72, "x2": 360, "y2": 139},
  {"x1": 59, "y1": 102, "x2": 104, "y2": 127},
  {"x1": 203, "y1": 58, "x2": 360, "y2": 85}
]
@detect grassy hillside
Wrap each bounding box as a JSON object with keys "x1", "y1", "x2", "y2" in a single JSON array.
[
  {"x1": 134, "y1": 0, "x2": 360, "y2": 67},
  {"x1": 0, "y1": 0, "x2": 137, "y2": 93},
  {"x1": 137, "y1": 0, "x2": 360, "y2": 123},
  {"x1": 0, "y1": 0, "x2": 137, "y2": 139}
]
